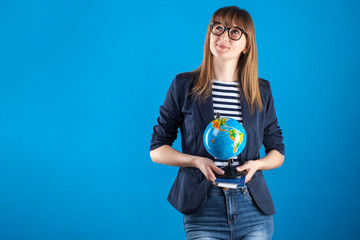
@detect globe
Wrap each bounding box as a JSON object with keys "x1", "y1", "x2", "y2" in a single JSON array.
[{"x1": 203, "y1": 117, "x2": 247, "y2": 160}]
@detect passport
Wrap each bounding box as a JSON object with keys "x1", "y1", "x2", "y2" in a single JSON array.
[{"x1": 215, "y1": 175, "x2": 245, "y2": 189}]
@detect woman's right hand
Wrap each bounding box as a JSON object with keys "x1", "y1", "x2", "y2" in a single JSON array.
[
  {"x1": 193, "y1": 156, "x2": 224, "y2": 183},
  {"x1": 150, "y1": 145, "x2": 224, "y2": 183}
]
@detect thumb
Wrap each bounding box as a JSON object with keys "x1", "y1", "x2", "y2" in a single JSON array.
[{"x1": 236, "y1": 164, "x2": 247, "y2": 172}]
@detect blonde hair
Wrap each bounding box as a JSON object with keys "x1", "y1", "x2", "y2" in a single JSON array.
[{"x1": 191, "y1": 6, "x2": 263, "y2": 113}]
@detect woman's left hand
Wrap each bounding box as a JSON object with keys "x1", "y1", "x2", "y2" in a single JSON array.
[{"x1": 236, "y1": 160, "x2": 260, "y2": 183}]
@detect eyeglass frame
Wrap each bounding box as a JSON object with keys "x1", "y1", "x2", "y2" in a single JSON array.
[{"x1": 210, "y1": 21, "x2": 248, "y2": 41}]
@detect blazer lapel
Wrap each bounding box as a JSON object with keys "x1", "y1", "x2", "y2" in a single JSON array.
[
  {"x1": 239, "y1": 82, "x2": 250, "y2": 163},
  {"x1": 196, "y1": 94, "x2": 214, "y2": 126}
]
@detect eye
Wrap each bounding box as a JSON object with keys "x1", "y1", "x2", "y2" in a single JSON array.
[
  {"x1": 230, "y1": 28, "x2": 242, "y2": 39},
  {"x1": 231, "y1": 29, "x2": 240, "y2": 35},
  {"x1": 215, "y1": 25, "x2": 224, "y2": 31}
]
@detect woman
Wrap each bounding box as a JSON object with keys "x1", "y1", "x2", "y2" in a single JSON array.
[{"x1": 150, "y1": 6, "x2": 285, "y2": 240}]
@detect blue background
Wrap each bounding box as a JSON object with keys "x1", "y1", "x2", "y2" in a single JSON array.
[{"x1": 1, "y1": 0, "x2": 359, "y2": 239}]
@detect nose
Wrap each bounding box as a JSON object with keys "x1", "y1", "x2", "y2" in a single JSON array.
[{"x1": 220, "y1": 29, "x2": 230, "y2": 41}]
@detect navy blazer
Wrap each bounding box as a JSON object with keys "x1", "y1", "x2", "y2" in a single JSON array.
[{"x1": 150, "y1": 71, "x2": 285, "y2": 215}]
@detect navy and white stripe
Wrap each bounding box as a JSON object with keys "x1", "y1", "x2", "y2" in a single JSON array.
[
  {"x1": 212, "y1": 79, "x2": 243, "y2": 166},
  {"x1": 212, "y1": 79, "x2": 243, "y2": 122}
]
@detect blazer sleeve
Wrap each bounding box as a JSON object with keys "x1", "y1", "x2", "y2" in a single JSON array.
[
  {"x1": 263, "y1": 84, "x2": 285, "y2": 155},
  {"x1": 150, "y1": 77, "x2": 183, "y2": 151}
]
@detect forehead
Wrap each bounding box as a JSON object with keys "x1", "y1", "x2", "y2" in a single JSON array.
[
  {"x1": 214, "y1": 20, "x2": 240, "y2": 29},
  {"x1": 213, "y1": 14, "x2": 245, "y2": 29}
]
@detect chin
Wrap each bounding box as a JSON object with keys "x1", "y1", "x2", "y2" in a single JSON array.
[{"x1": 214, "y1": 53, "x2": 233, "y2": 61}]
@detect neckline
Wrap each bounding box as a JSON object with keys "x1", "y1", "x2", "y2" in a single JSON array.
[{"x1": 212, "y1": 79, "x2": 239, "y2": 85}]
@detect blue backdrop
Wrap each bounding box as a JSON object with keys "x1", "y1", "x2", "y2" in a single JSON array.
[{"x1": 1, "y1": 0, "x2": 359, "y2": 239}]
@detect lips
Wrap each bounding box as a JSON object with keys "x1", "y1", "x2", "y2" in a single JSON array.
[{"x1": 217, "y1": 43, "x2": 229, "y2": 49}]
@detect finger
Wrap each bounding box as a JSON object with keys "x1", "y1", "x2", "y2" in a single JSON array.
[
  {"x1": 245, "y1": 173, "x2": 251, "y2": 183},
  {"x1": 245, "y1": 170, "x2": 255, "y2": 183},
  {"x1": 210, "y1": 165, "x2": 225, "y2": 175},
  {"x1": 208, "y1": 175, "x2": 216, "y2": 184},
  {"x1": 206, "y1": 168, "x2": 217, "y2": 183},
  {"x1": 210, "y1": 171, "x2": 216, "y2": 183}
]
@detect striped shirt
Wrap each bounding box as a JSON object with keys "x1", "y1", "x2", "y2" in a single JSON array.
[{"x1": 212, "y1": 79, "x2": 243, "y2": 167}]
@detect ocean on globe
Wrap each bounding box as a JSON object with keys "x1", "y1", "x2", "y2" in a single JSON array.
[{"x1": 203, "y1": 117, "x2": 247, "y2": 160}]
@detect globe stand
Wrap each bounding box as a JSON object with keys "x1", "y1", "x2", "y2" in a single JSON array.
[{"x1": 215, "y1": 158, "x2": 247, "y2": 179}]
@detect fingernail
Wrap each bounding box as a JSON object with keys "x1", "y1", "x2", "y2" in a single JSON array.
[
  {"x1": 236, "y1": 167, "x2": 240, "y2": 171},
  {"x1": 220, "y1": 170, "x2": 224, "y2": 174}
]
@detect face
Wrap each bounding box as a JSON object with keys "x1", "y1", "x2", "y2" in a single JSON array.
[{"x1": 209, "y1": 22, "x2": 247, "y2": 62}]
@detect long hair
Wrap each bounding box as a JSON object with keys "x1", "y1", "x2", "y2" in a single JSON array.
[{"x1": 191, "y1": 6, "x2": 263, "y2": 113}]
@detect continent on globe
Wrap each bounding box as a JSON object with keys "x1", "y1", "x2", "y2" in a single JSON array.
[{"x1": 229, "y1": 129, "x2": 243, "y2": 153}]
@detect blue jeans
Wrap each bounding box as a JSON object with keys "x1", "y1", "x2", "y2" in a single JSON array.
[{"x1": 183, "y1": 184, "x2": 274, "y2": 240}]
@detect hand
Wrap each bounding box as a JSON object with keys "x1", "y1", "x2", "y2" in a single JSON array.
[
  {"x1": 194, "y1": 156, "x2": 224, "y2": 183},
  {"x1": 236, "y1": 160, "x2": 260, "y2": 183}
]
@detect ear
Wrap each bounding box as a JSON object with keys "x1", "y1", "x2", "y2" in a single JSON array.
[{"x1": 243, "y1": 46, "x2": 249, "y2": 54}]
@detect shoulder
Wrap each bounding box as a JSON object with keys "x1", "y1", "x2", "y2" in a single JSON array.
[
  {"x1": 169, "y1": 71, "x2": 199, "y2": 94},
  {"x1": 258, "y1": 77, "x2": 272, "y2": 98},
  {"x1": 258, "y1": 78, "x2": 270, "y2": 90},
  {"x1": 173, "y1": 71, "x2": 199, "y2": 86}
]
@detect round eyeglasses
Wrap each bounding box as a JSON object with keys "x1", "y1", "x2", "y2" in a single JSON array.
[{"x1": 210, "y1": 21, "x2": 247, "y2": 41}]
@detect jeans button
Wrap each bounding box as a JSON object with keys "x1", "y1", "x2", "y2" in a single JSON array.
[{"x1": 224, "y1": 187, "x2": 229, "y2": 191}]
